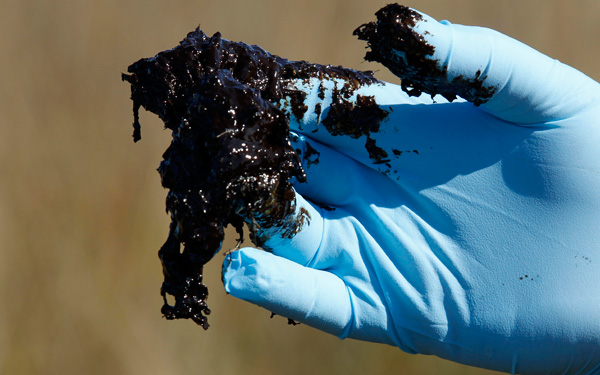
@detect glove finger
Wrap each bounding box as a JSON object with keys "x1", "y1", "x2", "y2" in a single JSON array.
[
  {"x1": 354, "y1": 4, "x2": 600, "y2": 124},
  {"x1": 222, "y1": 247, "x2": 352, "y2": 337},
  {"x1": 289, "y1": 92, "x2": 509, "y2": 201},
  {"x1": 284, "y1": 77, "x2": 453, "y2": 143},
  {"x1": 284, "y1": 78, "x2": 507, "y2": 184},
  {"x1": 290, "y1": 132, "x2": 392, "y2": 208},
  {"x1": 260, "y1": 185, "x2": 376, "y2": 273},
  {"x1": 256, "y1": 169, "x2": 373, "y2": 268},
  {"x1": 257, "y1": 189, "x2": 325, "y2": 266}
]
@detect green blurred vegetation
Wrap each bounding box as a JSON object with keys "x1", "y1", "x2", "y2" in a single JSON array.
[{"x1": 1, "y1": 0, "x2": 598, "y2": 374}]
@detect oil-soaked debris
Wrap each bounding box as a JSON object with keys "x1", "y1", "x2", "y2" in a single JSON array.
[
  {"x1": 123, "y1": 27, "x2": 387, "y2": 328},
  {"x1": 314, "y1": 102, "x2": 322, "y2": 123},
  {"x1": 317, "y1": 81, "x2": 326, "y2": 100},
  {"x1": 319, "y1": 88, "x2": 391, "y2": 164},
  {"x1": 321, "y1": 91, "x2": 389, "y2": 139},
  {"x1": 392, "y1": 149, "x2": 419, "y2": 156},
  {"x1": 354, "y1": 3, "x2": 497, "y2": 105},
  {"x1": 288, "y1": 90, "x2": 310, "y2": 120},
  {"x1": 365, "y1": 136, "x2": 390, "y2": 164},
  {"x1": 270, "y1": 312, "x2": 300, "y2": 325},
  {"x1": 303, "y1": 142, "x2": 321, "y2": 166}
]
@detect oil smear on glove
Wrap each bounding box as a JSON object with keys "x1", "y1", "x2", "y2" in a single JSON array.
[
  {"x1": 122, "y1": 28, "x2": 389, "y2": 329},
  {"x1": 354, "y1": 4, "x2": 496, "y2": 105}
]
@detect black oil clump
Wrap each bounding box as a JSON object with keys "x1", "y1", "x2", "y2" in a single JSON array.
[
  {"x1": 122, "y1": 28, "x2": 383, "y2": 329},
  {"x1": 354, "y1": 3, "x2": 496, "y2": 105},
  {"x1": 322, "y1": 92, "x2": 389, "y2": 163}
]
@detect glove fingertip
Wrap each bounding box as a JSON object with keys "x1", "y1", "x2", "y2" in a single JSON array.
[
  {"x1": 221, "y1": 248, "x2": 353, "y2": 337},
  {"x1": 222, "y1": 247, "x2": 259, "y2": 297}
]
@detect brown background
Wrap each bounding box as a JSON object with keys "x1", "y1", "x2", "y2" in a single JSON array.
[{"x1": 1, "y1": 0, "x2": 598, "y2": 374}]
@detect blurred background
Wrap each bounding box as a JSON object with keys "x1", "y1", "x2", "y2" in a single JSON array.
[{"x1": 1, "y1": 0, "x2": 599, "y2": 374}]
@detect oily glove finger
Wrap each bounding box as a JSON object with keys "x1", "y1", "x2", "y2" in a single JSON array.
[
  {"x1": 354, "y1": 4, "x2": 600, "y2": 124},
  {"x1": 258, "y1": 178, "x2": 387, "y2": 273},
  {"x1": 289, "y1": 131, "x2": 395, "y2": 208},
  {"x1": 253, "y1": 134, "x2": 382, "y2": 267},
  {"x1": 288, "y1": 93, "x2": 523, "y2": 191},
  {"x1": 263, "y1": 132, "x2": 406, "y2": 267},
  {"x1": 255, "y1": 189, "x2": 324, "y2": 266},
  {"x1": 282, "y1": 76, "x2": 520, "y2": 184},
  {"x1": 222, "y1": 247, "x2": 353, "y2": 338}
]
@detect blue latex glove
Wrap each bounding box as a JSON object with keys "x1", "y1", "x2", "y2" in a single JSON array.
[{"x1": 222, "y1": 5, "x2": 600, "y2": 374}]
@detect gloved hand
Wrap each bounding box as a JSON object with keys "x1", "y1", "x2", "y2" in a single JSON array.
[{"x1": 222, "y1": 4, "x2": 600, "y2": 374}]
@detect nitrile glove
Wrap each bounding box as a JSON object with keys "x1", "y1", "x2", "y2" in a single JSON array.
[{"x1": 222, "y1": 5, "x2": 600, "y2": 375}]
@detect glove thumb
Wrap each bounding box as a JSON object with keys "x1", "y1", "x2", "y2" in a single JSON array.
[{"x1": 222, "y1": 247, "x2": 352, "y2": 337}]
